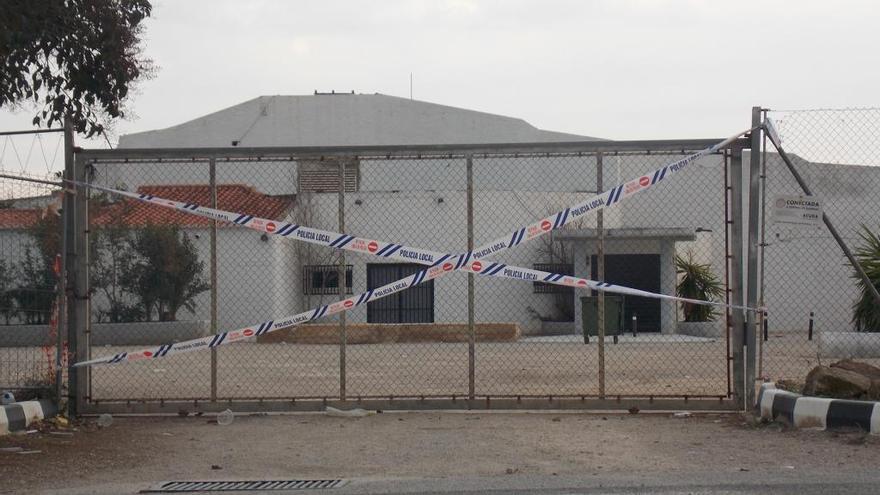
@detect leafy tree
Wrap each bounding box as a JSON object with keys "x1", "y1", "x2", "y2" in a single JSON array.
[
  {"x1": 12, "y1": 211, "x2": 61, "y2": 324},
  {"x1": 675, "y1": 252, "x2": 724, "y2": 323},
  {"x1": 29, "y1": 207, "x2": 61, "y2": 269},
  {"x1": 0, "y1": 260, "x2": 16, "y2": 324},
  {"x1": 90, "y1": 204, "x2": 144, "y2": 323},
  {"x1": 14, "y1": 247, "x2": 57, "y2": 324},
  {"x1": 127, "y1": 224, "x2": 209, "y2": 322},
  {"x1": 851, "y1": 225, "x2": 880, "y2": 333},
  {"x1": 0, "y1": 0, "x2": 154, "y2": 137}
]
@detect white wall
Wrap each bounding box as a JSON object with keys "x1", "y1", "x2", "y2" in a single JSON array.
[
  {"x1": 70, "y1": 152, "x2": 880, "y2": 336},
  {"x1": 759, "y1": 154, "x2": 880, "y2": 333}
]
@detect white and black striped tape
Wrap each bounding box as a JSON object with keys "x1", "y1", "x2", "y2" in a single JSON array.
[{"x1": 72, "y1": 128, "x2": 756, "y2": 366}]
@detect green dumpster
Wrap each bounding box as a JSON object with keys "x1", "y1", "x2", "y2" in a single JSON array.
[{"x1": 581, "y1": 295, "x2": 625, "y2": 338}]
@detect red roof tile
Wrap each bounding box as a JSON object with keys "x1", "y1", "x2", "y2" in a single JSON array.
[
  {"x1": 0, "y1": 185, "x2": 294, "y2": 229},
  {"x1": 0, "y1": 209, "x2": 44, "y2": 229}
]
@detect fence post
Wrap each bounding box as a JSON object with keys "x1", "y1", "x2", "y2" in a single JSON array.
[
  {"x1": 210, "y1": 159, "x2": 218, "y2": 402},
  {"x1": 466, "y1": 155, "x2": 475, "y2": 401},
  {"x1": 758, "y1": 108, "x2": 769, "y2": 381},
  {"x1": 723, "y1": 152, "x2": 732, "y2": 397},
  {"x1": 338, "y1": 160, "x2": 347, "y2": 401},
  {"x1": 745, "y1": 106, "x2": 762, "y2": 407},
  {"x1": 67, "y1": 154, "x2": 90, "y2": 417},
  {"x1": 596, "y1": 152, "x2": 605, "y2": 399},
  {"x1": 58, "y1": 119, "x2": 72, "y2": 412},
  {"x1": 729, "y1": 145, "x2": 747, "y2": 409}
]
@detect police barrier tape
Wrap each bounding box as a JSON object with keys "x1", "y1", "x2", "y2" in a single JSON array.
[
  {"x1": 468, "y1": 130, "x2": 744, "y2": 261},
  {"x1": 72, "y1": 129, "x2": 757, "y2": 366},
  {"x1": 70, "y1": 129, "x2": 749, "y2": 302},
  {"x1": 75, "y1": 250, "x2": 745, "y2": 367},
  {"x1": 75, "y1": 260, "x2": 450, "y2": 366}
]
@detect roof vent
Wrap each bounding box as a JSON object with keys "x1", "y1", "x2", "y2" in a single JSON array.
[{"x1": 313, "y1": 90, "x2": 355, "y2": 95}]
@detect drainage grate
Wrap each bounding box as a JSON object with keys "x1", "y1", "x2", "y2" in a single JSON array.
[{"x1": 142, "y1": 479, "x2": 347, "y2": 492}]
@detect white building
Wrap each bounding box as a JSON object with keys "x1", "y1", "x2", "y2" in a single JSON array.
[
  {"x1": 105, "y1": 93, "x2": 731, "y2": 335},
  {"x1": 4, "y1": 94, "x2": 873, "y2": 338}
]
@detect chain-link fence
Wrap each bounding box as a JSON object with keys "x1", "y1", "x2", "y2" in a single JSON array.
[
  {"x1": 0, "y1": 168, "x2": 65, "y2": 393},
  {"x1": 760, "y1": 108, "x2": 880, "y2": 385},
  {"x1": 472, "y1": 151, "x2": 730, "y2": 398},
  {"x1": 9, "y1": 111, "x2": 873, "y2": 411},
  {"x1": 74, "y1": 137, "x2": 738, "y2": 410}
]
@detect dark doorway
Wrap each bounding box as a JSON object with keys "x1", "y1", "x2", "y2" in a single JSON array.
[
  {"x1": 366, "y1": 263, "x2": 435, "y2": 323},
  {"x1": 591, "y1": 254, "x2": 661, "y2": 332}
]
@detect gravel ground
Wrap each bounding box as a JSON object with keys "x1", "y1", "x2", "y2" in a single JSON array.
[{"x1": 0, "y1": 412, "x2": 878, "y2": 494}]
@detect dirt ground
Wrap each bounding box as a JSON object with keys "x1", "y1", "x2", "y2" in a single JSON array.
[
  {"x1": 4, "y1": 334, "x2": 878, "y2": 403},
  {"x1": 5, "y1": 339, "x2": 732, "y2": 400},
  {"x1": 1, "y1": 411, "x2": 878, "y2": 494}
]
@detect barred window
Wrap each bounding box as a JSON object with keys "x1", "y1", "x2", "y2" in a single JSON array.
[
  {"x1": 303, "y1": 265, "x2": 353, "y2": 295},
  {"x1": 533, "y1": 263, "x2": 574, "y2": 294}
]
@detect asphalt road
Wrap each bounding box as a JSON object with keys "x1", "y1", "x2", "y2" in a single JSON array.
[{"x1": 32, "y1": 475, "x2": 880, "y2": 495}]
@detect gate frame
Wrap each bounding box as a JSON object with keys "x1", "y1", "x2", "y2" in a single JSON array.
[{"x1": 70, "y1": 135, "x2": 752, "y2": 415}]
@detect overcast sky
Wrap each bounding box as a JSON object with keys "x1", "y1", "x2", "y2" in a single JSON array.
[{"x1": 2, "y1": 0, "x2": 879, "y2": 166}]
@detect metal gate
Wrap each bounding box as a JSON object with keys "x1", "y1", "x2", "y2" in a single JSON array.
[{"x1": 50, "y1": 134, "x2": 757, "y2": 414}]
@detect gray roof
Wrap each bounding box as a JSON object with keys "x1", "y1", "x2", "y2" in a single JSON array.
[{"x1": 118, "y1": 93, "x2": 597, "y2": 148}]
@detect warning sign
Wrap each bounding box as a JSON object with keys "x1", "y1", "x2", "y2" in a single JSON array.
[{"x1": 772, "y1": 195, "x2": 822, "y2": 226}]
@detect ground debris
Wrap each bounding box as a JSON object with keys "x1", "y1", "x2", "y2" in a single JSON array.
[
  {"x1": 50, "y1": 416, "x2": 69, "y2": 428},
  {"x1": 325, "y1": 406, "x2": 376, "y2": 418}
]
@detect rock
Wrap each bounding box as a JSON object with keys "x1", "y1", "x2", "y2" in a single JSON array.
[
  {"x1": 829, "y1": 360, "x2": 880, "y2": 400},
  {"x1": 830, "y1": 359, "x2": 880, "y2": 381},
  {"x1": 870, "y1": 382, "x2": 880, "y2": 401},
  {"x1": 803, "y1": 365, "x2": 872, "y2": 399}
]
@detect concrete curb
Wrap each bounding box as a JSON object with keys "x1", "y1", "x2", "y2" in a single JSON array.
[
  {"x1": 0, "y1": 400, "x2": 56, "y2": 435},
  {"x1": 758, "y1": 383, "x2": 880, "y2": 435}
]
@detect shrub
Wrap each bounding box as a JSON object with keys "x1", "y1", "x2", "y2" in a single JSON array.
[
  {"x1": 851, "y1": 225, "x2": 880, "y2": 332},
  {"x1": 675, "y1": 252, "x2": 724, "y2": 322}
]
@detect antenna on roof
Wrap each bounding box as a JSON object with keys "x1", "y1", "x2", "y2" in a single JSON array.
[{"x1": 410, "y1": 73, "x2": 413, "y2": 100}]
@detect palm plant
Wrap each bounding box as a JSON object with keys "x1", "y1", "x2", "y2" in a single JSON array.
[
  {"x1": 675, "y1": 252, "x2": 724, "y2": 322},
  {"x1": 851, "y1": 225, "x2": 880, "y2": 333}
]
